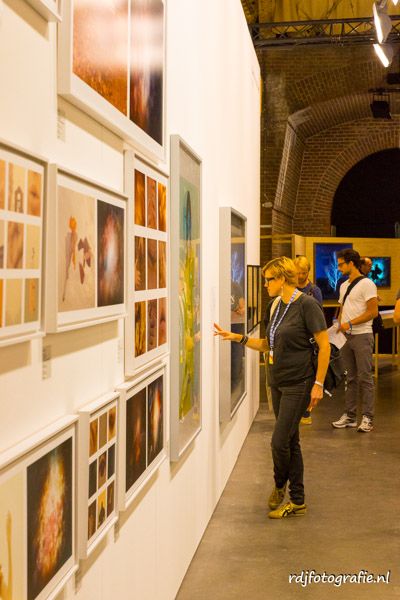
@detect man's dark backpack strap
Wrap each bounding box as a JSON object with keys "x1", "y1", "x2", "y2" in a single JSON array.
[{"x1": 342, "y1": 276, "x2": 365, "y2": 305}]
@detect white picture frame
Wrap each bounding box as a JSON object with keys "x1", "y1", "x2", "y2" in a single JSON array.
[
  {"x1": 116, "y1": 361, "x2": 167, "y2": 511},
  {"x1": 77, "y1": 392, "x2": 119, "y2": 560},
  {"x1": 25, "y1": 0, "x2": 61, "y2": 22},
  {"x1": 124, "y1": 152, "x2": 169, "y2": 376},
  {"x1": 219, "y1": 207, "x2": 247, "y2": 422},
  {"x1": 0, "y1": 139, "x2": 46, "y2": 347},
  {"x1": 169, "y1": 135, "x2": 202, "y2": 462},
  {"x1": 57, "y1": 0, "x2": 166, "y2": 163},
  {"x1": 0, "y1": 415, "x2": 78, "y2": 600},
  {"x1": 44, "y1": 165, "x2": 127, "y2": 333}
]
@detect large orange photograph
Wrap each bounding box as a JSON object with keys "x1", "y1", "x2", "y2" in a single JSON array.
[{"x1": 73, "y1": 0, "x2": 129, "y2": 115}]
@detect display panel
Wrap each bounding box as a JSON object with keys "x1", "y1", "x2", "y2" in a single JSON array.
[
  {"x1": 44, "y1": 166, "x2": 126, "y2": 332},
  {"x1": 77, "y1": 393, "x2": 119, "y2": 560},
  {"x1": 368, "y1": 257, "x2": 391, "y2": 287},
  {"x1": 58, "y1": 0, "x2": 165, "y2": 162},
  {"x1": 314, "y1": 242, "x2": 353, "y2": 300},
  {"x1": 0, "y1": 142, "x2": 45, "y2": 346},
  {"x1": 0, "y1": 416, "x2": 77, "y2": 600},
  {"x1": 170, "y1": 136, "x2": 202, "y2": 461},
  {"x1": 219, "y1": 209, "x2": 247, "y2": 421},
  {"x1": 117, "y1": 362, "x2": 166, "y2": 510},
  {"x1": 124, "y1": 154, "x2": 168, "y2": 375}
]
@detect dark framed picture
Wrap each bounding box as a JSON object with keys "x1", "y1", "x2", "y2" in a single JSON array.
[
  {"x1": 247, "y1": 265, "x2": 261, "y2": 334},
  {"x1": 314, "y1": 242, "x2": 353, "y2": 300},
  {"x1": 368, "y1": 257, "x2": 391, "y2": 287}
]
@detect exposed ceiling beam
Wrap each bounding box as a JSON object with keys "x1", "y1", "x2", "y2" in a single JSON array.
[{"x1": 251, "y1": 16, "x2": 400, "y2": 48}]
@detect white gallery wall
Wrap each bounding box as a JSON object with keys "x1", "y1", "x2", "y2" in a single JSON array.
[{"x1": 0, "y1": 0, "x2": 260, "y2": 598}]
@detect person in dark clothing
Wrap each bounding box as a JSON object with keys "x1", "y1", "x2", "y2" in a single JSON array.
[
  {"x1": 214, "y1": 256, "x2": 330, "y2": 518},
  {"x1": 294, "y1": 255, "x2": 323, "y2": 425}
]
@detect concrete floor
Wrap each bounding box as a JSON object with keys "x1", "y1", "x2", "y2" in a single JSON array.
[{"x1": 177, "y1": 368, "x2": 400, "y2": 600}]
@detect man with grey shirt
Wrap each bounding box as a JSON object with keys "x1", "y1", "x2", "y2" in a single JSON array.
[{"x1": 332, "y1": 249, "x2": 378, "y2": 433}]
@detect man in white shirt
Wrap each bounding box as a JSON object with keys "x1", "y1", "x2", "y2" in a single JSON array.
[{"x1": 332, "y1": 249, "x2": 378, "y2": 433}]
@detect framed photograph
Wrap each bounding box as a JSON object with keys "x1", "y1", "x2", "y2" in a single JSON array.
[
  {"x1": 314, "y1": 242, "x2": 353, "y2": 301},
  {"x1": 24, "y1": 0, "x2": 61, "y2": 21},
  {"x1": 77, "y1": 392, "x2": 119, "y2": 560},
  {"x1": 124, "y1": 153, "x2": 168, "y2": 375},
  {"x1": 0, "y1": 140, "x2": 46, "y2": 347},
  {"x1": 117, "y1": 362, "x2": 167, "y2": 511},
  {"x1": 219, "y1": 208, "x2": 247, "y2": 422},
  {"x1": 368, "y1": 257, "x2": 391, "y2": 287},
  {"x1": 247, "y1": 265, "x2": 261, "y2": 334},
  {"x1": 44, "y1": 165, "x2": 127, "y2": 332},
  {"x1": 169, "y1": 136, "x2": 202, "y2": 462},
  {"x1": 58, "y1": 0, "x2": 165, "y2": 162},
  {"x1": 0, "y1": 415, "x2": 77, "y2": 600}
]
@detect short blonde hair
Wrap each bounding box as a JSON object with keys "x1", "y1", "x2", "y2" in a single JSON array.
[
  {"x1": 262, "y1": 256, "x2": 297, "y2": 286},
  {"x1": 293, "y1": 255, "x2": 310, "y2": 272}
]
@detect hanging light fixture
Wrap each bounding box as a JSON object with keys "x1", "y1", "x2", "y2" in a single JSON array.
[
  {"x1": 373, "y1": 2, "x2": 393, "y2": 43},
  {"x1": 373, "y1": 42, "x2": 394, "y2": 67}
]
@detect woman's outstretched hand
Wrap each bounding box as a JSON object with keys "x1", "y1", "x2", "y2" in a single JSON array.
[{"x1": 213, "y1": 323, "x2": 240, "y2": 342}]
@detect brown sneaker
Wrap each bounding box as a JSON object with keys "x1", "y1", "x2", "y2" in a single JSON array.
[
  {"x1": 268, "y1": 483, "x2": 287, "y2": 510},
  {"x1": 268, "y1": 501, "x2": 307, "y2": 519}
]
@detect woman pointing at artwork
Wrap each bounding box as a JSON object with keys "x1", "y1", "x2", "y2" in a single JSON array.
[{"x1": 214, "y1": 256, "x2": 330, "y2": 518}]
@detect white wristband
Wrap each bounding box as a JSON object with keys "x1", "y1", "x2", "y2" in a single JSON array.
[{"x1": 314, "y1": 380, "x2": 324, "y2": 388}]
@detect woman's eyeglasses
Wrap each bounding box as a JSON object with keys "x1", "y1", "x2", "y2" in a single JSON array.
[{"x1": 264, "y1": 277, "x2": 275, "y2": 284}]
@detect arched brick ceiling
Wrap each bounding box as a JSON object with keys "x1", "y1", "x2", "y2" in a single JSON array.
[{"x1": 290, "y1": 92, "x2": 400, "y2": 139}]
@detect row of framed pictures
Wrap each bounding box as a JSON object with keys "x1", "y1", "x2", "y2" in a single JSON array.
[
  {"x1": 0, "y1": 133, "x2": 202, "y2": 440},
  {"x1": 0, "y1": 362, "x2": 167, "y2": 600},
  {"x1": 23, "y1": 0, "x2": 167, "y2": 163}
]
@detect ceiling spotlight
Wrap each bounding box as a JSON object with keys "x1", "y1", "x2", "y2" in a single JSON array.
[
  {"x1": 392, "y1": 0, "x2": 398, "y2": 5},
  {"x1": 373, "y1": 2, "x2": 392, "y2": 43},
  {"x1": 373, "y1": 43, "x2": 394, "y2": 67}
]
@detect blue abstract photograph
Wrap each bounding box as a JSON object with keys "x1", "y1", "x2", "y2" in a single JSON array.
[{"x1": 314, "y1": 242, "x2": 353, "y2": 300}]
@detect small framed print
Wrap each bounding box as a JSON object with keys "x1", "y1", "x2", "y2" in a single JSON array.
[
  {"x1": 0, "y1": 139, "x2": 46, "y2": 347},
  {"x1": 0, "y1": 415, "x2": 77, "y2": 600},
  {"x1": 24, "y1": 0, "x2": 61, "y2": 21},
  {"x1": 124, "y1": 152, "x2": 168, "y2": 376},
  {"x1": 44, "y1": 165, "x2": 127, "y2": 332},
  {"x1": 58, "y1": 0, "x2": 165, "y2": 162},
  {"x1": 117, "y1": 361, "x2": 167, "y2": 511},
  {"x1": 77, "y1": 392, "x2": 119, "y2": 560},
  {"x1": 219, "y1": 207, "x2": 247, "y2": 422}
]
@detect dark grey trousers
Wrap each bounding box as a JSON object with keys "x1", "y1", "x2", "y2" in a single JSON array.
[
  {"x1": 270, "y1": 378, "x2": 313, "y2": 505},
  {"x1": 341, "y1": 333, "x2": 375, "y2": 420}
]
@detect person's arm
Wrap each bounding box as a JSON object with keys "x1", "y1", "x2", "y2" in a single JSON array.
[
  {"x1": 394, "y1": 298, "x2": 400, "y2": 325},
  {"x1": 338, "y1": 297, "x2": 378, "y2": 333},
  {"x1": 308, "y1": 329, "x2": 330, "y2": 410},
  {"x1": 213, "y1": 323, "x2": 268, "y2": 353}
]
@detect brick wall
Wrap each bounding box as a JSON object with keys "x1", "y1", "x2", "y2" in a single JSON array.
[{"x1": 258, "y1": 42, "x2": 398, "y2": 265}]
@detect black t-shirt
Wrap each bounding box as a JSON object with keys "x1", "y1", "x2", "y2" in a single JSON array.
[{"x1": 265, "y1": 294, "x2": 327, "y2": 387}]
